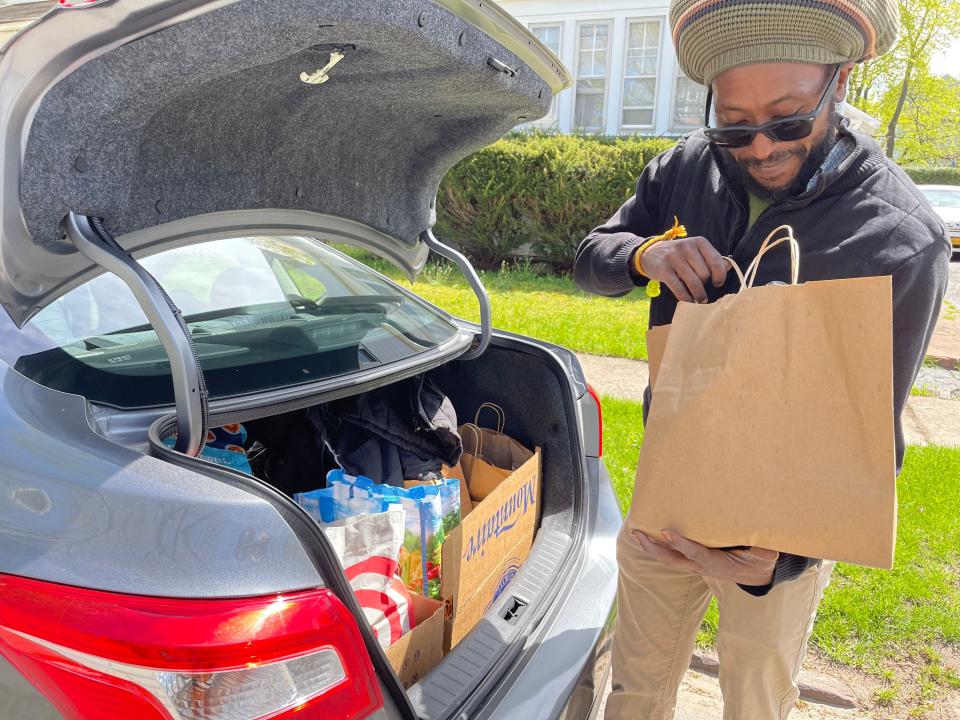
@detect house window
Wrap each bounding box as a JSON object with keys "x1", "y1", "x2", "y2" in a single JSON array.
[
  {"x1": 530, "y1": 23, "x2": 562, "y2": 122},
  {"x1": 621, "y1": 19, "x2": 660, "y2": 128},
  {"x1": 574, "y1": 21, "x2": 611, "y2": 131},
  {"x1": 672, "y1": 70, "x2": 708, "y2": 131},
  {"x1": 530, "y1": 23, "x2": 561, "y2": 55}
]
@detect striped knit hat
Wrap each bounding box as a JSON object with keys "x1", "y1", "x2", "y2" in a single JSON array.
[{"x1": 670, "y1": 0, "x2": 899, "y2": 86}]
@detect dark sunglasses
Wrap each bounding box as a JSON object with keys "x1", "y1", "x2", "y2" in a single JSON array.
[{"x1": 703, "y1": 65, "x2": 840, "y2": 148}]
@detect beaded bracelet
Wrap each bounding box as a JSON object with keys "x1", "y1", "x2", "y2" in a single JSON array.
[{"x1": 632, "y1": 216, "x2": 687, "y2": 297}]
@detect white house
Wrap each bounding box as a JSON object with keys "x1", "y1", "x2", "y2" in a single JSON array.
[{"x1": 499, "y1": 0, "x2": 880, "y2": 136}]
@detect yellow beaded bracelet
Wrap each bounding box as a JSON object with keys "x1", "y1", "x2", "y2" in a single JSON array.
[{"x1": 632, "y1": 216, "x2": 687, "y2": 297}]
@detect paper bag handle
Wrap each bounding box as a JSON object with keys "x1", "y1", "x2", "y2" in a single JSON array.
[
  {"x1": 474, "y1": 402, "x2": 506, "y2": 434},
  {"x1": 724, "y1": 225, "x2": 800, "y2": 292},
  {"x1": 461, "y1": 423, "x2": 484, "y2": 457}
]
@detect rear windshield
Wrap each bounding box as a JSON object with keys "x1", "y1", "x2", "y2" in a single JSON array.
[{"x1": 7, "y1": 236, "x2": 460, "y2": 408}]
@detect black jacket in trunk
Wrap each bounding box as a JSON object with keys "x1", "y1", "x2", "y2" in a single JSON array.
[{"x1": 573, "y1": 125, "x2": 951, "y2": 593}]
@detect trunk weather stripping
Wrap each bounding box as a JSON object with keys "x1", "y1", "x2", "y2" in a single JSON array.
[
  {"x1": 422, "y1": 228, "x2": 491, "y2": 360},
  {"x1": 60, "y1": 211, "x2": 208, "y2": 455}
]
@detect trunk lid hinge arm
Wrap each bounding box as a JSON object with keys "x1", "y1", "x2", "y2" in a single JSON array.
[
  {"x1": 60, "y1": 211, "x2": 208, "y2": 455},
  {"x1": 421, "y1": 228, "x2": 491, "y2": 360}
]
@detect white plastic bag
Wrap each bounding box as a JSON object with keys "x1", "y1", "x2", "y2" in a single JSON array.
[{"x1": 319, "y1": 505, "x2": 415, "y2": 649}]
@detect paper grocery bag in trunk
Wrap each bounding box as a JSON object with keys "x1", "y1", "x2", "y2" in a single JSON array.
[
  {"x1": 459, "y1": 404, "x2": 534, "y2": 502},
  {"x1": 632, "y1": 226, "x2": 897, "y2": 568}
]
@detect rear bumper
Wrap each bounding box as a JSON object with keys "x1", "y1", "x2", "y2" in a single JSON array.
[{"x1": 477, "y1": 458, "x2": 621, "y2": 720}]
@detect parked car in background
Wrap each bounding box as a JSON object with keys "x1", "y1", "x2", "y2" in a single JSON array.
[
  {"x1": 0, "y1": 1, "x2": 621, "y2": 719},
  {"x1": 918, "y1": 184, "x2": 960, "y2": 256}
]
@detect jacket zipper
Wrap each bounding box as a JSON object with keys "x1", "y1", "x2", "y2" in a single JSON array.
[
  {"x1": 711, "y1": 143, "x2": 746, "y2": 257},
  {"x1": 730, "y1": 165, "x2": 832, "y2": 269},
  {"x1": 724, "y1": 188, "x2": 746, "y2": 257}
]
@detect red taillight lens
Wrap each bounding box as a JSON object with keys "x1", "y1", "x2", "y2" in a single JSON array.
[
  {"x1": 586, "y1": 384, "x2": 603, "y2": 457},
  {"x1": 0, "y1": 574, "x2": 383, "y2": 720}
]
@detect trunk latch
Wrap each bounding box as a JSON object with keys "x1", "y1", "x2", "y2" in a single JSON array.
[{"x1": 501, "y1": 596, "x2": 528, "y2": 624}]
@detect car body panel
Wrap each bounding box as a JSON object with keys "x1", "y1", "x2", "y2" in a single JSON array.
[
  {"x1": 473, "y1": 458, "x2": 620, "y2": 720},
  {"x1": 0, "y1": 361, "x2": 326, "y2": 598},
  {"x1": 0, "y1": 0, "x2": 565, "y2": 324},
  {"x1": 0, "y1": 330, "x2": 620, "y2": 719}
]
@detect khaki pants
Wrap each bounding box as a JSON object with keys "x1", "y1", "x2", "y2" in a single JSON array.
[{"x1": 605, "y1": 524, "x2": 835, "y2": 720}]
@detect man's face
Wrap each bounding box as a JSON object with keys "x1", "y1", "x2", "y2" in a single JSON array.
[{"x1": 711, "y1": 63, "x2": 849, "y2": 199}]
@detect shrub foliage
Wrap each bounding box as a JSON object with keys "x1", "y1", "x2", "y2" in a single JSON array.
[{"x1": 434, "y1": 133, "x2": 958, "y2": 270}]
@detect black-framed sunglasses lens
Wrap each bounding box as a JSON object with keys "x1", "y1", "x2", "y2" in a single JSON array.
[
  {"x1": 705, "y1": 118, "x2": 814, "y2": 147},
  {"x1": 704, "y1": 67, "x2": 839, "y2": 148}
]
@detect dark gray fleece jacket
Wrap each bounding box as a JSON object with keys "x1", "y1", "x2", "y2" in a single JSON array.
[{"x1": 573, "y1": 125, "x2": 951, "y2": 595}]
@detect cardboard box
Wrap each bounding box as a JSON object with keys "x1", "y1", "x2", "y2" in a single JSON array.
[
  {"x1": 439, "y1": 448, "x2": 541, "y2": 651},
  {"x1": 385, "y1": 594, "x2": 445, "y2": 688}
]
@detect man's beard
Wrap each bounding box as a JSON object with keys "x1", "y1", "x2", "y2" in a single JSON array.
[{"x1": 721, "y1": 108, "x2": 840, "y2": 202}]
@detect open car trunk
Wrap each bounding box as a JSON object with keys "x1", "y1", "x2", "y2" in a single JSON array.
[
  {"x1": 148, "y1": 337, "x2": 586, "y2": 719},
  {"x1": 1, "y1": 1, "x2": 584, "y2": 715}
]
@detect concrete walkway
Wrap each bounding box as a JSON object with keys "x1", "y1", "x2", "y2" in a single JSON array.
[
  {"x1": 927, "y1": 261, "x2": 960, "y2": 376},
  {"x1": 927, "y1": 307, "x2": 960, "y2": 372},
  {"x1": 577, "y1": 353, "x2": 960, "y2": 447},
  {"x1": 596, "y1": 671, "x2": 877, "y2": 720}
]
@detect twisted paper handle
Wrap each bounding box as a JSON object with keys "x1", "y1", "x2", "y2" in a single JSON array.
[
  {"x1": 460, "y1": 423, "x2": 484, "y2": 457},
  {"x1": 473, "y1": 402, "x2": 506, "y2": 434},
  {"x1": 723, "y1": 225, "x2": 800, "y2": 292},
  {"x1": 462, "y1": 402, "x2": 508, "y2": 457}
]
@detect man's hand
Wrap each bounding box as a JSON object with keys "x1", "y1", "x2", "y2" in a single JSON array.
[
  {"x1": 633, "y1": 530, "x2": 779, "y2": 586},
  {"x1": 636, "y1": 236, "x2": 729, "y2": 303}
]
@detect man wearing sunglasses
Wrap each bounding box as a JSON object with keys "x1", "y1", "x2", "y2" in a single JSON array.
[{"x1": 574, "y1": 0, "x2": 951, "y2": 718}]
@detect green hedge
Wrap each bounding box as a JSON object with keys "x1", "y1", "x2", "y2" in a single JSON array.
[
  {"x1": 901, "y1": 166, "x2": 960, "y2": 186},
  {"x1": 434, "y1": 133, "x2": 958, "y2": 270},
  {"x1": 435, "y1": 133, "x2": 673, "y2": 269}
]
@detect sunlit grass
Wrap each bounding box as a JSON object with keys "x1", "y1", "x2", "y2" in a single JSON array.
[{"x1": 342, "y1": 250, "x2": 652, "y2": 360}]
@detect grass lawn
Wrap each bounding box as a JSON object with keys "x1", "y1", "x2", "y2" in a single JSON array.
[
  {"x1": 814, "y1": 445, "x2": 960, "y2": 712},
  {"x1": 346, "y1": 252, "x2": 652, "y2": 361},
  {"x1": 601, "y1": 392, "x2": 960, "y2": 714}
]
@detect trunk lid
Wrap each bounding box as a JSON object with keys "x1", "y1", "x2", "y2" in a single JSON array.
[{"x1": 0, "y1": 0, "x2": 568, "y2": 325}]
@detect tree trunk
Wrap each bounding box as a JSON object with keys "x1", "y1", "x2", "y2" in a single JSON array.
[
  {"x1": 885, "y1": 61, "x2": 913, "y2": 158},
  {"x1": 851, "y1": 66, "x2": 871, "y2": 105}
]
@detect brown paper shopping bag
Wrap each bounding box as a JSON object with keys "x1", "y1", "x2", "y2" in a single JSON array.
[
  {"x1": 646, "y1": 323, "x2": 671, "y2": 391},
  {"x1": 632, "y1": 226, "x2": 896, "y2": 568},
  {"x1": 459, "y1": 403, "x2": 534, "y2": 502}
]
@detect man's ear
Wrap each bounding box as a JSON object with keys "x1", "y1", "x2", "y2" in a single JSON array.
[{"x1": 836, "y1": 62, "x2": 856, "y2": 102}]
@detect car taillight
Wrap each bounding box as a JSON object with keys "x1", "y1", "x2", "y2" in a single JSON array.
[
  {"x1": 586, "y1": 384, "x2": 603, "y2": 457},
  {"x1": 0, "y1": 574, "x2": 383, "y2": 720}
]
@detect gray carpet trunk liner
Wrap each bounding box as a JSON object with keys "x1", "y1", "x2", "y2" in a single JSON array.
[{"x1": 23, "y1": 0, "x2": 549, "y2": 250}]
